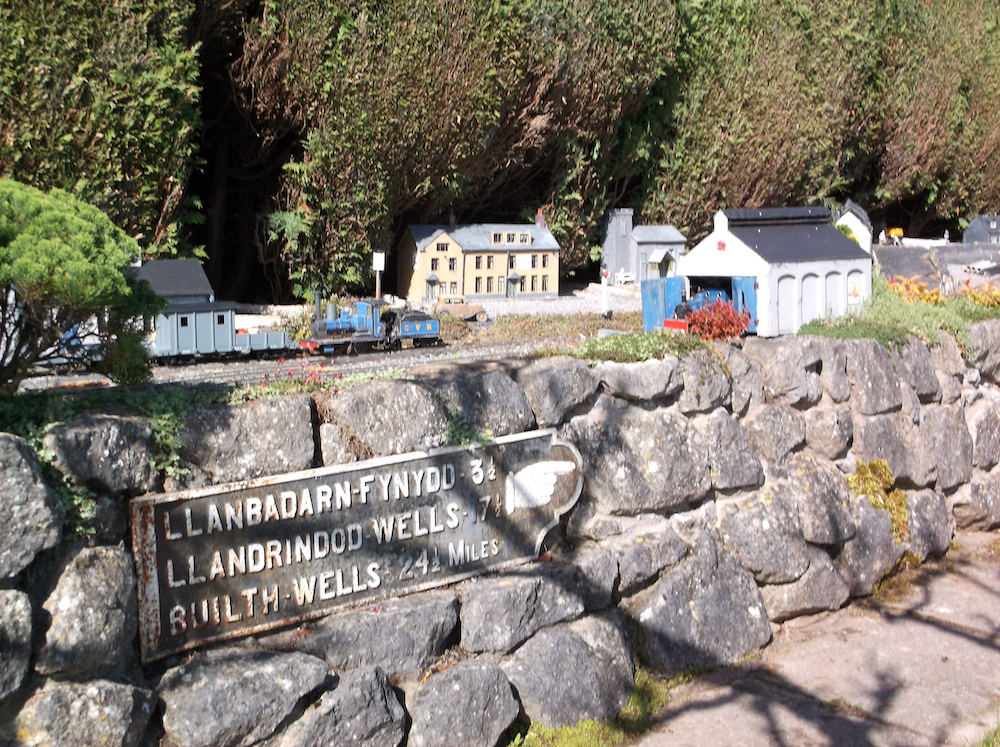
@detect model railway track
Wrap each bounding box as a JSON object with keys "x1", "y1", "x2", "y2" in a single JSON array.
[{"x1": 20, "y1": 338, "x2": 560, "y2": 393}]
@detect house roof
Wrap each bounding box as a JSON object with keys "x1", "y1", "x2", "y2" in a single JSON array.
[
  {"x1": 632, "y1": 225, "x2": 686, "y2": 244},
  {"x1": 723, "y1": 206, "x2": 832, "y2": 226},
  {"x1": 136, "y1": 259, "x2": 215, "y2": 300},
  {"x1": 647, "y1": 247, "x2": 669, "y2": 264},
  {"x1": 407, "y1": 223, "x2": 560, "y2": 252},
  {"x1": 832, "y1": 199, "x2": 873, "y2": 232},
  {"x1": 730, "y1": 223, "x2": 870, "y2": 263},
  {"x1": 718, "y1": 207, "x2": 869, "y2": 263},
  {"x1": 964, "y1": 215, "x2": 1000, "y2": 243}
]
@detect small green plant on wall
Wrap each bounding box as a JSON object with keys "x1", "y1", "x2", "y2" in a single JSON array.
[{"x1": 846, "y1": 459, "x2": 910, "y2": 544}]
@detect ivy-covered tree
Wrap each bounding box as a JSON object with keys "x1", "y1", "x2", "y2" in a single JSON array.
[
  {"x1": 0, "y1": 179, "x2": 164, "y2": 394},
  {"x1": 234, "y1": 0, "x2": 677, "y2": 296},
  {"x1": 0, "y1": 0, "x2": 202, "y2": 256}
]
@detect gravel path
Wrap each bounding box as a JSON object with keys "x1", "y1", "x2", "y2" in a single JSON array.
[{"x1": 478, "y1": 282, "x2": 643, "y2": 318}]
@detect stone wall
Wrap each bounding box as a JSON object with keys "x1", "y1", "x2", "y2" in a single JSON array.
[{"x1": 4, "y1": 321, "x2": 1000, "y2": 747}]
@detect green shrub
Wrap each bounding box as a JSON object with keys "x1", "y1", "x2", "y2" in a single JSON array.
[
  {"x1": 0, "y1": 178, "x2": 165, "y2": 393},
  {"x1": 686, "y1": 301, "x2": 750, "y2": 341}
]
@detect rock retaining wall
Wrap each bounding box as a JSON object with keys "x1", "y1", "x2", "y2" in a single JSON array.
[{"x1": 4, "y1": 321, "x2": 1000, "y2": 746}]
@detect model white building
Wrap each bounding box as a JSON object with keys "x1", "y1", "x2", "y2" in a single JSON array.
[{"x1": 678, "y1": 207, "x2": 872, "y2": 337}]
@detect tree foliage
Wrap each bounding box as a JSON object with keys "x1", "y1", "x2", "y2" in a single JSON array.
[
  {"x1": 2, "y1": 0, "x2": 1000, "y2": 301},
  {"x1": 0, "y1": 179, "x2": 164, "y2": 394},
  {"x1": 0, "y1": 0, "x2": 202, "y2": 255},
  {"x1": 235, "y1": 0, "x2": 677, "y2": 295}
]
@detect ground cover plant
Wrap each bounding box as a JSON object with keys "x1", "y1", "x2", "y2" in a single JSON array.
[
  {"x1": 799, "y1": 272, "x2": 1000, "y2": 349},
  {"x1": 572, "y1": 329, "x2": 708, "y2": 363},
  {"x1": 505, "y1": 665, "x2": 682, "y2": 747}
]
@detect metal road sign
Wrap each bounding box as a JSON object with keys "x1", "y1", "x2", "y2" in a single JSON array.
[{"x1": 131, "y1": 429, "x2": 582, "y2": 662}]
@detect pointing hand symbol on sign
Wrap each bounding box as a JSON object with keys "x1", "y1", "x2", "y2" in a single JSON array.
[{"x1": 505, "y1": 461, "x2": 576, "y2": 514}]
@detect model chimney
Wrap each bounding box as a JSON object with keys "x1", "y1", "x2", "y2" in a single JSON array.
[
  {"x1": 449, "y1": 210, "x2": 456, "y2": 230},
  {"x1": 535, "y1": 208, "x2": 545, "y2": 229}
]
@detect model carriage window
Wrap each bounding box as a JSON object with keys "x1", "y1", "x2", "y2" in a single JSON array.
[
  {"x1": 217, "y1": 314, "x2": 225, "y2": 325},
  {"x1": 180, "y1": 317, "x2": 189, "y2": 327}
]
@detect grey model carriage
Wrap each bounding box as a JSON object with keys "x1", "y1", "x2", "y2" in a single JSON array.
[{"x1": 137, "y1": 259, "x2": 290, "y2": 360}]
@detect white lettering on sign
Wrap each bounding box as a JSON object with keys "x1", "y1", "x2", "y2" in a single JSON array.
[{"x1": 132, "y1": 431, "x2": 583, "y2": 663}]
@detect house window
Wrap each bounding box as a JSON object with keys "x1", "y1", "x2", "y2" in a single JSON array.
[
  {"x1": 431, "y1": 258, "x2": 439, "y2": 271},
  {"x1": 498, "y1": 277, "x2": 505, "y2": 294},
  {"x1": 487, "y1": 277, "x2": 493, "y2": 293},
  {"x1": 180, "y1": 317, "x2": 189, "y2": 328},
  {"x1": 991, "y1": 220, "x2": 998, "y2": 230},
  {"x1": 531, "y1": 275, "x2": 537, "y2": 291},
  {"x1": 487, "y1": 256, "x2": 494, "y2": 269},
  {"x1": 520, "y1": 278, "x2": 526, "y2": 292},
  {"x1": 450, "y1": 282, "x2": 458, "y2": 294},
  {"x1": 509, "y1": 256, "x2": 515, "y2": 269},
  {"x1": 475, "y1": 256, "x2": 482, "y2": 269},
  {"x1": 493, "y1": 232, "x2": 502, "y2": 243},
  {"x1": 519, "y1": 233, "x2": 529, "y2": 243},
  {"x1": 475, "y1": 277, "x2": 482, "y2": 293},
  {"x1": 542, "y1": 254, "x2": 549, "y2": 268},
  {"x1": 542, "y1": 275, "x2": 548, "y2": 291},
  {"x1": 506, "y1": 233, "x2": 515, "y2": 243},
  {"x1": 436, "y1": 242, "x2": 448, "y2": 252},
  {"x1": 217, "y1": 314, "x2": 225, "y2": 325},
  {"x1": 448, "y1": 258, "x2": 457, "y2": 271},
  {"x1": 531, "y1": 254, "x2": 537, "y2": 268}
]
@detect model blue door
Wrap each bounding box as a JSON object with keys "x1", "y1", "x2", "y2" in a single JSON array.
[
  {"x1": 641, "y1": 277, "x2": 685, "y2": 332},
  {"x1": 732, "y1": 277, "x2": 758, "y2": 334}
]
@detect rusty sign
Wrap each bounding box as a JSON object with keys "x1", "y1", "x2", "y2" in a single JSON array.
[{"x1": 131, "y1": 429, "x2": 582, "y2": 662}]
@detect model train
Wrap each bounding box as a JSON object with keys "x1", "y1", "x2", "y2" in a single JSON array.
[
  {"x1": 133, "y1": 259, "x2": 443, "y2": 363},
  {"x1": 147, "y1": 298, "x2": 442, "y2": 362}
]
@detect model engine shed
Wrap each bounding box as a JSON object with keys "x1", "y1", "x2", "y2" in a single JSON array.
[{"x1": 677, "y1": 207, "x2": 872, "y2": 337}]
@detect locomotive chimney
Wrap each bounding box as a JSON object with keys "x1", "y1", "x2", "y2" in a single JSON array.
[{"x1": 535, "y1": 208, "x2": 545, "y2": 229}]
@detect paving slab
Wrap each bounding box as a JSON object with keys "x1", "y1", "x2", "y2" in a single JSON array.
[{"x1": 637, "y1": 532, "x2": 1000, "y2": 747}]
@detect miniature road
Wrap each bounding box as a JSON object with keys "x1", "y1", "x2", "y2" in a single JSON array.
[{"x1": 635, "y1": 531, "x2": 1000, "y2": 747}]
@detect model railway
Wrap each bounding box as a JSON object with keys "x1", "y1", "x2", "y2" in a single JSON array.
[{"x1": 147, "y1": 297, "x2": 442, "y2": 364}]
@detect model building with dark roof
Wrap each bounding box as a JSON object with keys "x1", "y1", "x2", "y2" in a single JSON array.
[
  {"x1": 601, "y1": 208, "x2": 686, "y2": 283},
  {"x1": 677, "y1": 207, "x2": 872, "y2": 337}
]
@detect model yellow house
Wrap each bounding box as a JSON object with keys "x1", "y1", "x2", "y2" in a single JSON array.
[{"x1": 396, "y1": 210, "x2": 560, "y2": 301}]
